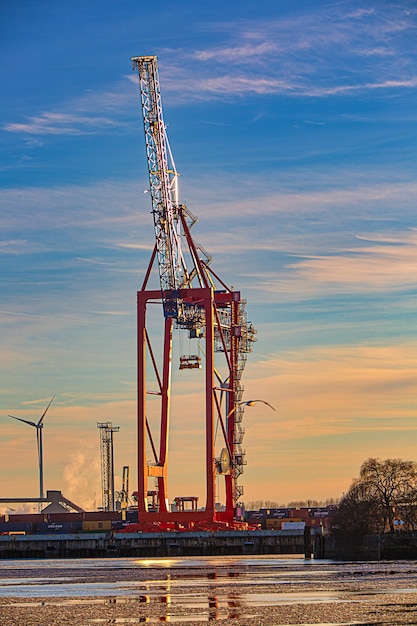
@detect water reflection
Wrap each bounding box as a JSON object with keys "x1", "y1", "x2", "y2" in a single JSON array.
[
  {"x1": 3, "y1": 557, "x2": 417, "y2": 624},
  {"x1": 208, "y1": 594, "x2": 218, "y2": 619}
]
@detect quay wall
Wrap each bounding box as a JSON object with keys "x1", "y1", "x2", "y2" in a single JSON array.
[
  {"x1": 0, "y1": 529, "x2": 313, "y2": 559},
  {"x1": 322, "y1": 532, "x2": 417, "y2": 561}
]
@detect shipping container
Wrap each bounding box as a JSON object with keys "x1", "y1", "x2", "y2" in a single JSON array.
[
  {"x1": 48, "y1": 512, "x2": 84, "y2": 523},
  {"x1": 272, "y1": 510, "x2": 290, "y2": 518},
  {"x1": 246, "y1": 517, "x2": 264, "y2": 527},
  {"x1": 84, "y1": 511, "x2": 120, "y2": 521},
  {"x1": 0, "y1": 522, "x2": 33, "y2": 533},
  {"x1": 264, "y1": 519, "x2": 282, "y2": 530},
  {"x1": 35, "y1": 521, "x2": 77, "y2": 533},
  {"x1": 260, "y1": 508, "x2": 290, "y2": 517},
  {"x1": 245, "y1": 511, "x2": 264, "y2": 520},
  {"x1": 265, "y1": 517, "x2": 303, "y2": 530},
  {"x1": 289, "y1": 509, "x2": 310, "y2": 519},
  {"x1": 8, "y1": 513, "x2": 44, "y2": 523},
  {"x1": 281, "y1": 521, "x2": 306, "y2": 530},
  {"x1": 126, "y1": 509, "x2": 139, "y2": 522},
  {"x1": 82, "y1": 520, "x2": 112, "y2": 532}
]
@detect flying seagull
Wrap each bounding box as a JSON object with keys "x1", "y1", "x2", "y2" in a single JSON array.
[{"x1": 242, "y1": 400, "x2": 277, "y2": 411}]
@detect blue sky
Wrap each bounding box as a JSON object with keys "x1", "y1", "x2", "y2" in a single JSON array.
[{"x1": 1, "y1": 0, "x2": 417, "y2": 510}]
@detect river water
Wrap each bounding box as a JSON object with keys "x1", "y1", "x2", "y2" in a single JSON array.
[{"x1": 1, "y1": 555, "x2": 417, "y2": 624}]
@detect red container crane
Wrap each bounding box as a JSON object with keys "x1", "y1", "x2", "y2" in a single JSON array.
[{"x1": 131, "y1": 56, "x2": 257, "y2": 530}]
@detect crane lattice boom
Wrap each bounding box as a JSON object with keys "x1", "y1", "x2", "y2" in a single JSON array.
[{"x1": 132, "y1": 56, "x2": 183, "y2": 318}]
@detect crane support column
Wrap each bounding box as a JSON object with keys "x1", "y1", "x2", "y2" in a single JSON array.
[
  {"x1": 204, "y1": 288, "x2": 215, "y2": 515},
  {"x1": 137, "y1": 290, "x2": 149, "y2": 514}
]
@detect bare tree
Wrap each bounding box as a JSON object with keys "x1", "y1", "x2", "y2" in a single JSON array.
[
  {"x1": 359, "y1": 458, "x2": 417, "y2": 533},
  {"x1": 330, "y1": 457, "x2": 417, "y2": 542},
  {"x1": 329, "y1": 480, "x2": 381, "y2": 542},
  {"x1": 397, "y1": 491, "x2": 417, "y2": 531}
]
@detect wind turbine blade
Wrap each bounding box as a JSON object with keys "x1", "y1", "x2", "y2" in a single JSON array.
[
  {"x1": 219, "y1": 376, "x2": 230, "y2": 407},
  {"x1": 37, "y1": 395, "x2": 55, "y2": 426},
  {"x1": 213, "y1": 368, "x2": 223, "y2": 386},
  {"x1": 8, "y1": 415, "x2": 37, "y2": 427},
  {"x1": 200, "y1": 343, "x2": 224, "y2": 387}
]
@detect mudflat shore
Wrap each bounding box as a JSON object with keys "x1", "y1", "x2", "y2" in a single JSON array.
[
  {"x1": 2, "y1": 557, "x2": 417, "y2": 624},
  {"x1": 2, "y1": 589, "x2": 417, "y2": 624}
]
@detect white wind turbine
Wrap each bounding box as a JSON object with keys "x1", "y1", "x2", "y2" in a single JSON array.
[{"x1": 8, "y1": 396, "x2": 55, "y2": 500}]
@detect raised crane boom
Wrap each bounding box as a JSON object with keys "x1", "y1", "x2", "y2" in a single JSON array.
[{"x1": 132, "y1": 56, "x2": 183, "y2": 318}]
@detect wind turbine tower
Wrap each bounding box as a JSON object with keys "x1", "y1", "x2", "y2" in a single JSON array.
[
  {"x1": 97, "y1": 422, "x2": 120, "y2": 511},
  {"x1": 8, "y1": 396, "x2": 55, "y2": 500}
]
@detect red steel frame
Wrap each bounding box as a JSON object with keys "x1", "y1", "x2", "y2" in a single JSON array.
[{"x1": 137, "y1": 281, "x2": 240, "y2": 527}]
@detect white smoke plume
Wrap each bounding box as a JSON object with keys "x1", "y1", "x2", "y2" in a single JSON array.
[
  {"x1": 62, "y1": 442, "x2": 101, "y2": 511},
  {"x1": 0, "y1": 502, "x2": 38, "y2": 516}
]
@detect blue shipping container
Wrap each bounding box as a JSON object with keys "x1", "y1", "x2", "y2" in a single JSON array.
[
  {"x1": 35, "y1": 521, "x2": 76, "y2": 533},
  {"x1": 0, "y1": 522, "x2": 33, "y2": 533}
]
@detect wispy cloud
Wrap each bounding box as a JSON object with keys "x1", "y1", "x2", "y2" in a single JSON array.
[
  {"x1": 3, "y1": 78, "x2": 137, "y2": 137},
  {"x1": 158, "y1": 5, "x2": 417, "y2": 101},
  {"x1": 246, "y1": 341, "x2": 417, "y2": 435},
  {"x1": 284, "y1": 241, "x2": 417, "y2": 295},
  {"x1": 1, "y1": 174, "x2": 415, "y2": 306},
  {"x1": 245, "y1": 234, "x2": 417, "y2": 304},
  {"x1": 192, "y1": 41, "x2": 280, "y2": 62},
  {"x1": 0, "y1": 239, "x2": 29, "y2": 253},
  {"x1": 346, "y1": 8, "x2": 375, "y2": 19},
  {"x1": 76, "y1": 257, "x2": 117, "y2": 266},
  {"x1": 197, "y1": 75, "x2": 297, "y2": 96},
  {"x1": 0, "y1": 180, "x2": 150, "y2": 244},
  {"x1": 4, "y1": 4, "x2": 417, "y2": 140},
  {"x1": 303, "y1": 78, "x2": 417, "y2": 97},
  {"x1": 4, "y1": 112, "x2": 119, "y2": 136}
]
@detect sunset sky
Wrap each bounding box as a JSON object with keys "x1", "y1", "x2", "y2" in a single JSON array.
[{"x1": 1, "y1": 1, "x2": 417, "y2": 512}]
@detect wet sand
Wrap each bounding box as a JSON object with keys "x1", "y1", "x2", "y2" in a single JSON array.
[{"x1": 1, "y1": 557, "x2": 417, "y2": 624}]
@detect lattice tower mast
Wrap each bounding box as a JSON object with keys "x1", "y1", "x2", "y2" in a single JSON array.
[{"x1": 97, "y1": 422, "x2": 120, "y2": 512}]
